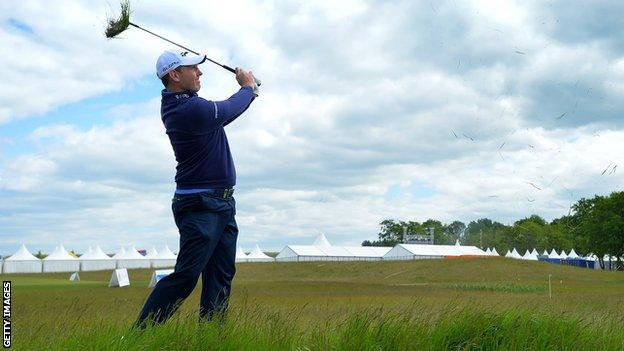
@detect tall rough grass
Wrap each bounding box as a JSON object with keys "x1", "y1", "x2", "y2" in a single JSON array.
[
  {"x1": 6, "y1": 258, "x2": 624, "y2": 350},
  {"x1": 26, "y1": 305, "x2": 624, "y2": 351}
]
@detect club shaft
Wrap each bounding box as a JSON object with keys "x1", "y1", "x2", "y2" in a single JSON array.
[{"x1": 129, "y1": 22, "x2": 236, "y2": 74}]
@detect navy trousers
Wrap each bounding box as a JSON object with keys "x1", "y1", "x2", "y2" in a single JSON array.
[{"x1": 136, "y1": 192, "x2": 238, "y2": 327}]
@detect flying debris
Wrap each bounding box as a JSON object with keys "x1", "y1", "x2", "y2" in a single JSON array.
[
  {"x1": 430, "y1": 1, "x2": 438, "y2": 13},
  {"x1": 452, "y1": 130, "x2": 458, "y2": 138},
  {"x1": 528, "y1": 144, "x2": 535, "y2": 149},
  {"x1": 527, "y1": 198, "x2": 536, "y2": 202},
  {"x1": 515, "y1": 50, "x2": 526, "y2": 55},
  {"x1": 556, "y1": 112, "x2": 567, "y2": 120},
  {"x1": 462, "y1": 133, "x2": 474, "y2": 141},
  {"x1": 525, "y1": 182, "x2": 542, "y2": 190},
  {"x1": 497, "y1": 142, "x2": 506, "y2": 161},
  {"x1": 601, "y1": 163, "x2": 617, "y2": 175},
  {"x1": 547, "y1": 176, "x2": 559, "y2": 187}
]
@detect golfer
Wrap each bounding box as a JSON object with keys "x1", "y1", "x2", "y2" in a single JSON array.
[{"x1": 135, "y1": 50, "x2": 257, "y2": 328}]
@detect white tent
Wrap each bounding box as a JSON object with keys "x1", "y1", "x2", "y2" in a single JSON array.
[
  {"x1": 144, "y1": 246, "x2": 159, "y2": 269},
  {"x1": 542, "y1": 250, "x2": 549, "y2": 256},
  {"x1": 276, "y1": 245, "x2": 328, "y2": 262},
  {"x1": 313, "y1": 233, "x2": 332, "y2": 247},
  {"x1": 490, "y1": 248, "x2": 499, "y2": 256},
  {"x1": 80, "y1": 245, "x2": 116, "y2": 271},
  {"x1": 454, "y1": 239, "x2": 461, "y2": 246},
  {"x1": 276, "y1": 245, "x2": 391, "y2": 262},
  {"x1": 485, "y1": 248, "x2": 491, "y2": 255},
  {"x1": 344, "y1": 246, "x2": 392, "y2": 261},
  {"x1": 505, "y1": 248, "x2": 522, "y2": 259},
  {"x1": 145, "y1": 246, "x2": 159, "y2": 259},
  {"x1": 521, "y1": 250, "x2": 531, "y2": 260},
  {"x1": 317, "y1": 246, "x2": 351, "y2": 259},
  {"x1": 568, "y1": 249, "x2": 580, "y2": 259},
  {"x1": 521, "y1": 249, "x2": 538, "y2": 261},
  {"x1": 115, "y1": 246, "x2": 150, "y2": 269},
  {"x1": 276, "y1": 234, "x2": 392, "y2": 262},
  {"x1": 559, "y1": 250, "x2": 569, "y2": 258},
  {"x1": 3, "y1": 244, "x2": 42, "y2": 273},
  {"x1": 43, "y1": 244, "x2": 80, "y2": 272},
  {"x1": 548, "y1": 249, "x2": 561, "y2": 260},
  {"x1": 235, "y1": 246, "x2": 248, "y2": 263},
  {"x1": 246, "y1": 245, "x2": 274, "y2": 262},
  {"x1": 152, "y1": 245, "x2": 177, "y2": 268},
  {"x1": 383, "y1": 244, "x2": 487, "y2": 261}
]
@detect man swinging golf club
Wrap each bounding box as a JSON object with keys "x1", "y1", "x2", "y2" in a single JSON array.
[{"x1": 135, "y1": 49, "x2": 257, "y2": 328}]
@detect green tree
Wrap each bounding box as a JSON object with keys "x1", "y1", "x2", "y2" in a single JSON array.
[
  {"x1": 511, "y1": 215, "x2": 547, "y2": 254},
  {"x1": 571, "y1": 192, "x2": 624, "y2": 269},
  {"x1": 446, "y1": 221, "x2": 466, "y2": 244},
  {"x1": 465, "y1": 218, "x2": 509, "y2": 251},
  {"x1": 365, "y1": 219, "x2": 423, "y2": 246},
  {"x1": 34, "y1": 250, "x2": 47, "y2": 259},
  {"x1": 422, "y1": 219, "x2": 449, "y2": 245}
]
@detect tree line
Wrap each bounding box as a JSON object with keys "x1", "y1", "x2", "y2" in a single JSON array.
[{"x1": 363, "y1": 191, "x2": 624, "y2": 269}]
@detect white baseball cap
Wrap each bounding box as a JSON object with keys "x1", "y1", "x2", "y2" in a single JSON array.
[{"x1": 156, "y1": 50, "x2": 207, "y2": 79}]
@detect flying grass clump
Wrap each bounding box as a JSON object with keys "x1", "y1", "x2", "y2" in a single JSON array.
[{"x1": 105, "y1": 0, "x2": 131, "y2": 38}]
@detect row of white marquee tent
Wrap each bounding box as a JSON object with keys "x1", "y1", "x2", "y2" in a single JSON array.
[
  {"x1": 1, "y1": 235, "x2": 609, "y2": 274},
  {"x1": 502, "y1": 247, "x2": 616, "y2": 262},
  {"x1": 0, "y1": 244, "x2": 179, "y2": 274},
  {"x1": 0, "y1": 243, "x2": 281, "y2": 273}
]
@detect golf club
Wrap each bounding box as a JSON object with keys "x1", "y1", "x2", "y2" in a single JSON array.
[{"x1": 105, "y1": 0, "x2": 261, "y2": 87}]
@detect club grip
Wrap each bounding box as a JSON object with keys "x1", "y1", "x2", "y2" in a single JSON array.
[
  {"x1": 223, "y1": 65, "x2": 262, "y2": 87},
  {"x1": 222, "y1": 64, "x2": 236, "y2": 74}
]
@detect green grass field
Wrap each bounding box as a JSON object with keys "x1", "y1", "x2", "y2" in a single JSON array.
[{"x1": 4, "y1": 258, "x2": 624, "y2": 350}]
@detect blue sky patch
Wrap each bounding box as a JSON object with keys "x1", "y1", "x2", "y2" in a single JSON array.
[
  {"x1": 385, "y1": 182, "x2": 436, "y2": 201},
  {"x1": 8, "y1": 18, "x2": 34, "y2": 34},
  {"x1": 0, "y1": 75, "x2": 162, "y2": 157},
  {"x1": 385, "y1": 184, "x2": 401, "y2": 200},
  {"x1": 410, "y1": 181, "x2": 436, "y2": 199}
]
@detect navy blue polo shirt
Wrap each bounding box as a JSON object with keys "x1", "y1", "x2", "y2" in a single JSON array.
[{"x1": 161, "y1": 86, "x2": 255, "y2": 190}]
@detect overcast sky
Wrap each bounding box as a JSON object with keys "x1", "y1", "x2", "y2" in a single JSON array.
[{"x1": 0, "y1": 0, "x2": 622, "y2": 256}]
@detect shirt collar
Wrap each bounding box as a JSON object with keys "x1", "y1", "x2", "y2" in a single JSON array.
[{"x1": 161, "y1": 89, "x2": 198, "y2": 101}]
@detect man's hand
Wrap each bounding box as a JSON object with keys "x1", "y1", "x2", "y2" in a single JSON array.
[
  {"x1": 235, "y1": 68, "x2": 258, "y2": 96},
  {"x1": 235, "y1": 68, "x2": 255, "y2": 88}
]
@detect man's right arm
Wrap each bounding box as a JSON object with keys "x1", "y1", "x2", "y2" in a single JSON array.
[
  {"x1": 195, "y1": 68, "x2": 257, "y2": 130},
  {"x1": 220, "y1": 67, "x2": 257, "y2": 126},
  {"x1": 218, "y1": 87, "x2": 255, "y2": 126}
]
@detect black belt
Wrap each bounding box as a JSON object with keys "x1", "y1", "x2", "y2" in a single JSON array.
[
  {"x1": 175, "y1": 188, "x2": 234, "y2": 199},
  {"x1": 202, "y1": 188, "x2": 234, "y2": 199}
]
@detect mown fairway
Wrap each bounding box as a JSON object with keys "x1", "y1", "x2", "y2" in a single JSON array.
[{"x1": 5, "y1": 258, "x2": 624, "y2": 350}]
